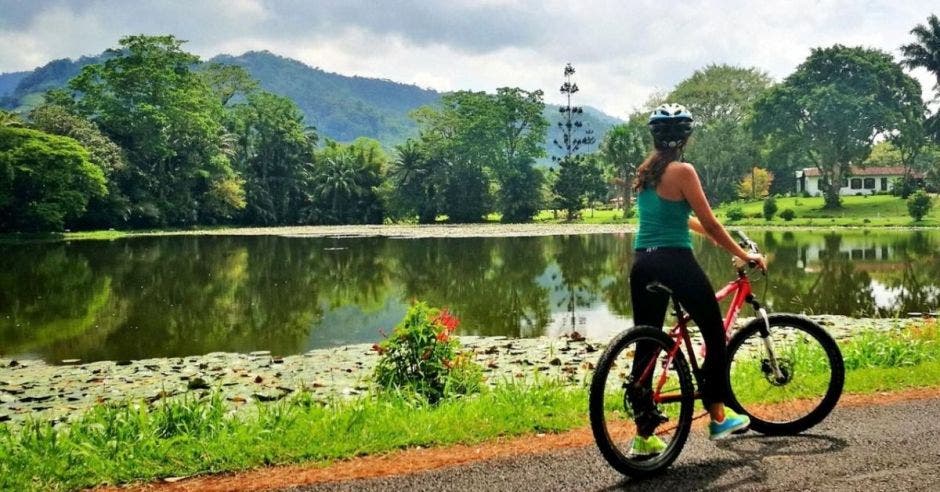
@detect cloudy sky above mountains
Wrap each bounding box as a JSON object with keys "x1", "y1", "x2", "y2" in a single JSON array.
[{"x1": 0, "y1": 0, "x2": 936, "y2": 118}]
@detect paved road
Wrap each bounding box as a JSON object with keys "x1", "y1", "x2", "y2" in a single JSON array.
[{"x1": 292, "y1": 398, "x2": 940, "y2": 491}]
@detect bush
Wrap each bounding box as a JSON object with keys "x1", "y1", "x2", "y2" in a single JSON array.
[
  {"x1": 892, "y1": 175, "x2": 919, "y2": 199},
  {"x1": 779, "y1": 208, "x2": 796, "y2": 221},
  {"x1": 907, "y1": 190, "x2": 933, "y2": 221},
  {"x1": 725, "y1": 206, "x2": 745, "y2": 222},
  {"x1": 373, "y1": 302, "x2": 483, "y2": 403},
  {"x1": 763, "y1": 196, "x2": 778, "y2": 221}
]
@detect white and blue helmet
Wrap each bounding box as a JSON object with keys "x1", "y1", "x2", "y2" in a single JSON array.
[{"x1": 649, "y1": 103, "x2": 694, "y2": 150}]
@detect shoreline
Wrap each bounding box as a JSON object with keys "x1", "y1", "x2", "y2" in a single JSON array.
[
  {"x1": 0, "y1": 315, "x2": 915, "y2": 425},
  {"x1": 0, "y1": 221, "x2": 938, "y2": 243}
]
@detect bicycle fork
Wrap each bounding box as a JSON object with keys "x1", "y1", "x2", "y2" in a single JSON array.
[{"x1": 751, "y1": 299, "x2": 786, "y2": 383}]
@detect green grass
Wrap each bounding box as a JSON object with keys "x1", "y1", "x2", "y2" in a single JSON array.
[
  {"x1": 714, "y1": 194, "x2": 940, "y2": 227},
  {"x1": 0, "y1": 382, "x2": 588, "y2": 491},
  {"x1": 2, "y1": 321, "x2": 939, "y2": 490}
]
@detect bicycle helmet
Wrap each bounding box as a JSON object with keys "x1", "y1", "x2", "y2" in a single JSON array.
[{"x1": 648, "y1": 103, "x2": 694, "y2": 150}]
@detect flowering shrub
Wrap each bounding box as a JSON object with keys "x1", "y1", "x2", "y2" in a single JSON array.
[{"x1": 373, "y1": 302, "x2": 483, "y2": 403}]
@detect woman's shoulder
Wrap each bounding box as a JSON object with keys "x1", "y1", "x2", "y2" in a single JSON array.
[{"x1": 663, "y1": 161, "x2": 697, "y2": 179}]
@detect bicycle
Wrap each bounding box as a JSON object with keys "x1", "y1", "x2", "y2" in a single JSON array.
[{"x1": 589, "y1": 230, "x2": 845, "y2": 477}]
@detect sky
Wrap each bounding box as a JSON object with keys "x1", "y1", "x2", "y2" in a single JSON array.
[{"x1": 0, "y1": 0, "x2": 937, "y2": 118}]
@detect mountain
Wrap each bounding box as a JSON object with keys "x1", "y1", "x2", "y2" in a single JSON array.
[
  {"x1": 0, "y1": 71, "x2": 29, "y2": 99},
  {"x1": 211, "y1": 51, "x2": 440, "y2": 144},
  {"x1": 0, "y1": 54, "x2": 108, "y2": 110},
  {"x1": 1, "y1": 49, "x2": 622, "y2": 154}
]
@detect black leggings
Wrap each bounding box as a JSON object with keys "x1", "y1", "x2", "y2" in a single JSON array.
[{"x1": 630, "y1": 247, "x2": 729, "y2": 407}]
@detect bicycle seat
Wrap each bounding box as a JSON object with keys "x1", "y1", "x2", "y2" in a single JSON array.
[{"x1": 645, "y1": 282, "x2": 673, "y2": 295}]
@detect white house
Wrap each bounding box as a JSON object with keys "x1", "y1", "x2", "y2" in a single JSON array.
[{"x1": 795, "y1": 166, "x2": 923, "y2": 196}]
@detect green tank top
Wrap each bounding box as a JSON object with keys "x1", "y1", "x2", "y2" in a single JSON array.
[{"x1": 633, "y1": 187, "x2": 693, "y2": 250}]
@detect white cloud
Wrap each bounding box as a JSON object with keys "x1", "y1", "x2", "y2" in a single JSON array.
[{"x1": 0, "y1": 0, "x2": 936, "y2": 116}]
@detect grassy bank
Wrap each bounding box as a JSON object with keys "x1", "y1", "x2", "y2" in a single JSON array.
[
  {"x1": 3, "y1": 193, "x2": 933, "y2": 244},
  {"x1": 1, "y1": 320, "x2": 937, "y2": 491}
]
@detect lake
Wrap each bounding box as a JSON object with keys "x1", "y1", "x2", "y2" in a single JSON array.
[{"x1": 2, "y1": 230, "x2": 938, "y2": 363}]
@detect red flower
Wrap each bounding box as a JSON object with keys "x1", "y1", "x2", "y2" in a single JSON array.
[
  {"x1": 436, "y1": 331, "x2": 450, "y2": 343},
  {"x1": 432, "y1": 309, "x2": 460, "y2": 333}
]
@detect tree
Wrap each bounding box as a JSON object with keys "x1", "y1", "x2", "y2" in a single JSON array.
[
  {"x1": 199, "y1": 63, "x2": 258, "y2": 106},
  {"x1": 226, "y1": 91, "x2": 316, "y2": 225},
  {"x1": 411, "y1": 89, "x2": 546, "y2": 223},
  {"x1": 491, "y1": 88, "x2": 548, "y2": 222},
  {"x1": 551, "y1": 63, "x2": 596, "y2": 219},
  {"x1": 668, "y1": 65, "x2": 772, "y2": 201},
  {"x1": 601, "y1": 116, "x2": 649, "y2": 215},
  {"x1": 388, "y1": 139, "x2": 437, "y2": 223},
  {"x1": 669, "y1": 64, "x2": 773, "y2": 126},
  {"x1": 901, "y1": 14, "x2": 940, "y2": 143},
  {"x1": 311, "y1": 138, "x2": 387, "y2": 224},
  {"x1": 901, "y1": 14, "x2": 940, "y2": 91},
  {"x1": 0, "y1": 127, "x2": 106, "y2": 231},
  {"x1": 738, "y1": 167, "x2": 774, "y2": 199},
  {"x1": 66, "y1": 35, "x2": 240, "y2": 226},
  {"x1": 752, "y1": 45, "x2": 925, "y2": 209},
  {"x1": 29, "y1": 104, "x2": 130, "y2": 227}
]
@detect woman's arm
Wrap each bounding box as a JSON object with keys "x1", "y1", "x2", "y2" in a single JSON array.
[
  {"x1": 688, "y1": 217, "x2": 718, "y2": 245},
  {"x1": 676, "y1": 163, "x2": 766, "y2": 269}
]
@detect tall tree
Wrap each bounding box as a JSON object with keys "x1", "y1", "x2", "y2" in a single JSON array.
[
  {"x1": 66, "y1": 35, "x2": 241, "y2": 226},
  {"x1": 491, "y1": 88, "x2": 548, "y2": 222},
  {"x1": 752, "y1": 45, "x2": 925, "y2": 208},
  {"x1": 667, "y1": 65, "x2": 772, "y2": 200},
  {"x1": 226, "y1": 91, "x2": 316, "y2": 225},
  {"x1": 668, "y1": 64, "x2": 773, "y2": 126},
  {"x1": 901, "y1": 14, "x2": 940, "y2": 143},
  {"x1": 551, "y1": 63, "x2": 596, "y2": 219},
  {"x1": 389, "y1": 139, "x2": 439, "y2": 223}
]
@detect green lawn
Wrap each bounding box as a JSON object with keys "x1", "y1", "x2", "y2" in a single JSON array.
[{"x1": 713, "y1": 194, "x2": 940, "y2": 227}]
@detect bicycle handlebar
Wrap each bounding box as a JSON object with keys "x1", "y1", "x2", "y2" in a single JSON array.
[{"x1": 732, "y1": 229, "x2": 762, "y2": 270}]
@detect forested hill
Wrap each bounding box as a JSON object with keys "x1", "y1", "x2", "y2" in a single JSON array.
[
  {"x1": 1, "y1": 49, "x2": 621, "y2": 151},
  {"x1": 210, "y1": 51, "x2": 440, "y2": 144},
  {"x1": 0, "y1": 55, "x2": 108, "y2": 108}
]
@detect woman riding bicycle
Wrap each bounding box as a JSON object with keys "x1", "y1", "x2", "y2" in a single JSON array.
[{"x1": 627, "y1": 103, "x2": 767, "y2": 456}]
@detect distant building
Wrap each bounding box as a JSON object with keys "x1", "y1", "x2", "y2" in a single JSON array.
[{"x1": 795, "y1": 166, "x2": 923, "y2": 196}]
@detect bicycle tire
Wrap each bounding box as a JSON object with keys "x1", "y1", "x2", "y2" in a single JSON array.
[
  {"x1": 589, "y1": 326, "x2": 695, "y2": 478},
  {"x1": 726, "y1": 314, "x2": 844, "y2": 435}
]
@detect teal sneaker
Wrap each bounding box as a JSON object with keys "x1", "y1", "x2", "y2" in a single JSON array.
[
  {"x1": 628, "y1": 435, "x2": 667, "y2": 457},
  {"x1": 709, "y1": 408, "x2": 750, "y2": 440}
]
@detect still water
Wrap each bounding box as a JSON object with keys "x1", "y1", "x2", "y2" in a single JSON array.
[{"x1": 2, "y1": 230, "x2": 938, "y2": 363}]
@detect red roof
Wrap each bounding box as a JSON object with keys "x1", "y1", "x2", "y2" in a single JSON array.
[{"x1": 801, "y1": 166, "x2": 923, "y2": 178}]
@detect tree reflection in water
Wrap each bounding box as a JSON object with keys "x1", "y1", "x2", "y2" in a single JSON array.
[{"x1": 1, "y1": 230, "x2": 938, "y2": 362}]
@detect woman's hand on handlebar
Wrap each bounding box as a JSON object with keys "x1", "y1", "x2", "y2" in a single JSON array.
[{"x1": 744, "y1": 253, "x2": 767, "y2": 272}]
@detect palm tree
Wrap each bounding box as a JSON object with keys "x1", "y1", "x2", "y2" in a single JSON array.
[
  {"x1": 313, "y1": 153, "x2": 361, "y2": 223},
  {"x1": 901, "y1": 14, "x2": 940, "y2": 90},
  {"x1": 390, "y1": 139, "x2": 428, "y2": 188}
]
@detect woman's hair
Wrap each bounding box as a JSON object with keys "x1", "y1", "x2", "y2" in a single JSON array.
[{"x1": 633, "y1": 147, "x2": 683, "y2": 192}]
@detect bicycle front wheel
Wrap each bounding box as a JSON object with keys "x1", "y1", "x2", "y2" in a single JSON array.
[
  {"x1": 727, "y1": 314, "x2": 844, "y2": 435},
  {"x1": 589, "y1": 326, "x2": 695, "y2": 478}
]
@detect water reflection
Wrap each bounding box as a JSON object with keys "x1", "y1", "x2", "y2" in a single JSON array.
[{"x1": 1, "y1": 230, "x2": 938, "y2": 363}]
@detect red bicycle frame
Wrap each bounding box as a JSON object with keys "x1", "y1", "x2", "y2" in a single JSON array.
[{"x1": 642, "y1": 271, "x2": 755, "y2": 404}]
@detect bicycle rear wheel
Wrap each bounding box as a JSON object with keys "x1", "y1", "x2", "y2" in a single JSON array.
[
  {"x1": 589, "y1": 326, "x2": 695, "y2": 478},
  {"x1": 726, "y1": 314, "x2": 844, "y2": 435}
]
